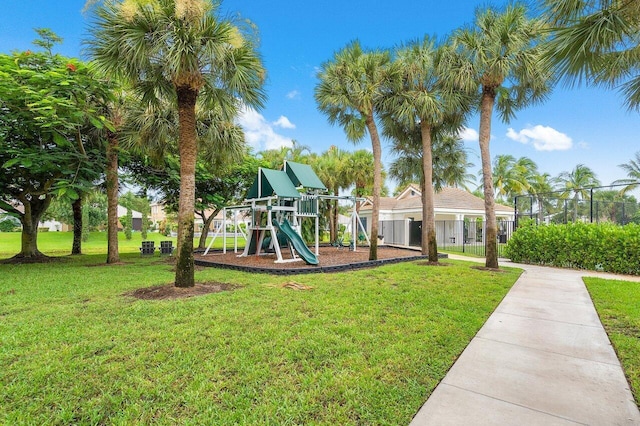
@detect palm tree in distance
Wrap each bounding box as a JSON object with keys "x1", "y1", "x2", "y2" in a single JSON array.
[
  {"x1": 315, "y1": 41, "x2": 393, "y2": 260},
  {"x1": 258, "y1": 140, "x2": 312, "y2": 169},
  {"x1": 347, "y1": 149, "x2": 375, "y2": 214},
  {"x1": 450, "y1": 4, "x2": 552, "y2": 268},
  {"x1": 543, "y1": 0, "x2": 640, "y2": 111},
  {"x1": 527, "y1": 172, "x2": 556, "y2": 224},
  {"x1": 88, "y1": 0, "x2": 265, "y2": 287},
  {"x1": 315, "y1": 146, "x2": 350, "y2": 243},
  {"x1": 389, "y1": 130, "x2": 474, "y2": 193},
  {"x1": 613, "y1": 151, "x2": 640, "y2": 194},
  {"x1": 557, "y1": 164, "x2": 601, "y2": 222},
  {"x1": 491, "y1": 155, "x2": 539, "y2": 204}
]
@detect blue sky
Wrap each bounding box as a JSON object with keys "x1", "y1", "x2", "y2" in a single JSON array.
[{"x1": 1, "y1": 0, "x2": 638, "y2": 191}]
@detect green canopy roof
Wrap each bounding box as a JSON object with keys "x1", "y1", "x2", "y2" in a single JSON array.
[
  {"x1": 246, "y1": 168, "x2": 301, "y2": 199},
  {"x1": 284, "y1": 161, "x2": 327, "y2": 191}
]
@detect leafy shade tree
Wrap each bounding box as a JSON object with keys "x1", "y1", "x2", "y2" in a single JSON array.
[
  {"x1": 543, "y1": 0, "x2": 640, "y2": 110},
  {"x1": 0, "y1": 47, "x2": 112, "y2": 259},
  {"x1": 614, "y1": 151, "x2": 640, "y2": 194},
  {"x1": 90, "y1": 0, "x2": 265, "y2": 287},
  {"x1": 383, "y1": 36, "x2": 472, "y2": 260},
  {"x1": 119, "y1": 191, "x2": 150, "y2": 216},
  {"x1": 42, "y1": 191, "x2": 108, "y2": 232},
  {"x1": 557, "y1": 164, "x2": 601, "y2": 222},
  {"x1": 128, "y1": 152, "x2": 264, "y2": 249},
  {"x1": 315, "y1": 41, "x2": 392, "y2": 260},
  {"x1": 451, "y1": 4, "x2": 552, "y2": 268}
]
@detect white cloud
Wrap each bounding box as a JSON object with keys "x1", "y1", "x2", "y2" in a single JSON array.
[
  {"x1": 237, "y1": 107, "x2": 293, "y2": 151},
  {"x1": 459, "y1": 127, "x2": 479, "y2": 142},
  {"x1": 273, "y1": 115, "x2": 296, "y2": 129},
  {"x1": 286, "y1": 90, "x2": 300, "y2": 100},
  {"x1": 506, "y1": 125, "x2": 572, "y2": 151}
]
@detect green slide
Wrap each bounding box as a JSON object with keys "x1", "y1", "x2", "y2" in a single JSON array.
[{"x1": 275, "y1": 219, "x2": 319, "y2": 265}]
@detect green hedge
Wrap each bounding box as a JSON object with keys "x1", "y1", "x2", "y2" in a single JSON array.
[{"x1": 505, "y1": 222, "x2": 640, "y2": 275}]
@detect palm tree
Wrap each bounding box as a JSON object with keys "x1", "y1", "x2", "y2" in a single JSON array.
[
  {"x1": 557, "y1": 164, "x2": 601, "y2": 222},
  {"x1": 315, "y1": 41, "x2": 392, "y2": 260},
  {"x1": 491, "y1": 155, "x2": 518, "y2": 203},
  {"x1": 450, "y1": 4, "x2": 552, "y2": 268},
  {"x1": 543, "y1": 0, "x2": 640, "y2": 110},
  {"x1": 124, "y1": 92, "x2": 249, "y2": 251},
  {"x1": 258, "y1": 140, "x2": 312, "y2": 169},
  {"x1": 102, "y1": 89, "x2": 130, "y2": 264},
  {"x1": 315, "y1": 146, "x2": 350, "y2": 243},
  {"x1": 389, "y1": 129, "x2": 474, "y2": 192},
  {"x1": 491, "y1": 155, "x2": 538, "y2": 204},
  {"x1": 347, "y1": 149, "x2": 375, "y2": 213},
  {"x1": 381, "y1": 36, "x2": 471, "y2": 261},
  {"x1": 432, "y1": 133, "x2": 476, "y2": 191},
  {"x1": 89, "y1": 0, "x2": 265, "y2": 287},
  {"x1": 527, "y1": 172, "x2": 556, "y2": 224},
  {"x1": 613, "y1": 151, "x2": 640, "y2": 194}
]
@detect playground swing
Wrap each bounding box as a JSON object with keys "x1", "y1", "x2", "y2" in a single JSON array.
[{"x1": 203, "y1": 161, "x2": 371, "y2": 265}]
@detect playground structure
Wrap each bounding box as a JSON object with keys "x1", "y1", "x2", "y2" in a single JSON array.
[{"x1": 203, "y1": 161, "x2": 370, "y2": 265}]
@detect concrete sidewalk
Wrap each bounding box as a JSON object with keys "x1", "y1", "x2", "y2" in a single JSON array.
[{"x1": 410, "y1": 258, "x2": 640, "y2": 425}]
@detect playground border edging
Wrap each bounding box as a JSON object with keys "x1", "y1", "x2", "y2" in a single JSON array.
[{"x1": 194, "y1": 251, "x2": 448, "y2": 275}]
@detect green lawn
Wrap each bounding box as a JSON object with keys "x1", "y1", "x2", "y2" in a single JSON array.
[
  {"x1": 0, "y1": 231, "x2": 239, "y2": 257},
  {"x1": 0, "y1": 232, "x2": 522, "y2": 425},
  {"x1": 585, "y1": 277, "x2": 640, "y2": 409}
]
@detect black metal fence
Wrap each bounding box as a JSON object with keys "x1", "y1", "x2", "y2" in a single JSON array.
[
  {"x1": 515, "y1": 184, "x2": 640, "y2": 227},
  {"x1": 380, "y1": 219, "x2": 515, "y2": 258}
]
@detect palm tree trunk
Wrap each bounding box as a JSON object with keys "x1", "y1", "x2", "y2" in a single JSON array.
[
  {"x1": 365, "y1": 115, "x2": 381, "y2": 261},
  {"x1": 106, "y1": 129, "x2": 120, "y2": 264},
  {"x1": 333, "y1": 188, "x2": 339, "y2": 241},
  {"x1": 327, "y1": 201, "x2": 336, "y2": 243},
  {"x1": 420, "y1": 122, "x2": 438, "y2": 261},
  {"x1": 479, "y1": 88, "x2": 499, "y2": 268},
  {"x1": 355, "y1": 183, "x2": 363, "y2": 215},
  {"x1": 71, "y1": 197, "x2": 82, "y2": 255},
  {"x1": 537, "y1": 196, "x2": 544, "y2": 224},
  {"x1": 175, "y1": 86, "x2": 198, "y2": 288}
]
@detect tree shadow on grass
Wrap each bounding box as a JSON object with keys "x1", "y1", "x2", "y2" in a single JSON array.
[{"x1": 0, "y1": 254, "x2": 63, "y2": 265}]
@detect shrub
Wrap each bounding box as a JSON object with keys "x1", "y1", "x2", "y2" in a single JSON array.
[
  {"x1": 121, "y1": 209, "x2": 133, "y2": 240},
  {"x1": 0, "y1": 218, "x2": 19, "y2": 232},
  {"x1": 505, "y1": 222, "x2": 640, "y2": 275}
]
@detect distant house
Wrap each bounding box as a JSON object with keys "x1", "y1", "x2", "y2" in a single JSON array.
[
  {"x1": 359, "y1": 185, "x2": 514, "y2": 246},
  {"x1": 117, "y1": 205, "x2": 143, "y2": 231},
  {"x1": 1, "y1": 205, "x2": 70, "y2": 231},
  {"x1": 149, "y1": 201, "x2": 227, "y2": 235}
]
